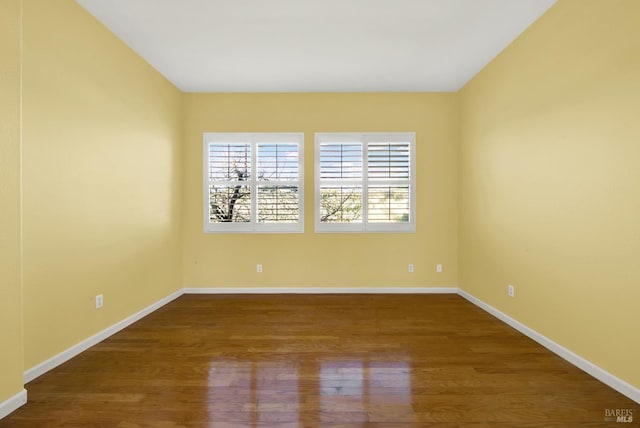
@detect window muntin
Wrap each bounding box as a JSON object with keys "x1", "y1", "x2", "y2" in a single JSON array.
[
  {"x1": 204, "y1": 133, "x2": 303, "y2": 233},
  {"x1": 315, "y1": 133, "x2": 415, "y2": 233}
]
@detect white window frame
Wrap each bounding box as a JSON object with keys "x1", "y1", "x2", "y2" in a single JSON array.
[
  {"x1": 315, "y1": 132, "x2": 416, "y2": 233},
  {"x1": 203, "y1": 132, "x2": 304, "y2": 233}
]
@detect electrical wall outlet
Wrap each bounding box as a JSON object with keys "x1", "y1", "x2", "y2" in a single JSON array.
[
  {"x1": 408, "y1": 264, "x2": 414, "y2": 273},
  {"x1": 257, "y1": 264, "x2": 263, "y2": 273},
  {"x1": 95, "y1": 294, "x2": 103, "y2": 309},
  {"x1": 436, "y1": 264, "x2": 443, "y2": 273},
  {"x1": 508, "y1": 284, "x2": 515, "y2": 298}
]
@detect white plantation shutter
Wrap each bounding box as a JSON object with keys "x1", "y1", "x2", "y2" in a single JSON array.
[
  {"x1": 257, "y1": 186, "x2": 299, "y2": 222},
  {"x1": 256, "y1": 142, "x2": 300, "y2": 223},
  {"x1": 315, "y1": 133, "x2": 415, "y2": 233},
  {"x1": 367, "y1": 142, "x2": 410, "y2": 181},
  {"x1": 208, "y1": 143, "x2": 251, "y2": 181},
  {"x1": 318, "y1": 142, "x2": 364, "y2": 224},
  {"x1": 367, "y1": 141, "x2": 411, "y2": 224},
  {"x1": 207, "y1": 142, "x2": 252, "y2": 223},
  {"x1": 319, "y1": 142, "x2": 362, "y2": 180},
  {"x1": 204, "y1": 133, "x2": 304, "y2": 233}
]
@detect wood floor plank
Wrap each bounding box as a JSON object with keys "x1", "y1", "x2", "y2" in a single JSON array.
[{"x1": 1, "y1": 294, "x2": 637, "y2": 427}]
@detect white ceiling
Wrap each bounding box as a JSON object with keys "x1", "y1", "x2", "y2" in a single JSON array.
[{"x1": 75, "y1": 0, "x2": 556, "y2": 93}]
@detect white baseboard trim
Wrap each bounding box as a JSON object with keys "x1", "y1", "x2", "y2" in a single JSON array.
[
  {"x1": 458, "y1": 289, "x2": 640, "y2": 404},
  {"x1": 0, "y1": 389, "x2": 27, "y2": 420},
  {"x1": 183, "y1": 286, "x2": 459, "y2": 294},
  {"x1": 23, "y1": 290, "x2": 183, "y2": 384}
]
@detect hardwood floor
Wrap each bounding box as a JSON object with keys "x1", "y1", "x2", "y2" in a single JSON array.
[{"x1": 2, "y1": 294, "x2": 637, "y2": 427}]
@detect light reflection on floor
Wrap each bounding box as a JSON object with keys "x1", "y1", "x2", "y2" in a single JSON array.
[{"x1": 207, "y1": 358, "x2": 411, "y2": 426}]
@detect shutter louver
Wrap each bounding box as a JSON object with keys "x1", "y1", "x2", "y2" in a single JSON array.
[
  {"x1": 257, "y1": 143, "x2": 300, "y2": 223},
  {"x1": 367, "y1": 142, "x2": 410, "y2": 181},
  {"x1": 320, "y1": 142, "x2": 362, "y2": 180},
  {"x1": 367, "y1": 142, "x2": 411, "y2": 223},
  {"x1": 319, "y1": 142, "x2": 363, "y2": 223}
]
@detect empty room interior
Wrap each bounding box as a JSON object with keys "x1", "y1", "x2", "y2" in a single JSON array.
[{"x1": 1, "y1": 0, "x2": 639, "y2": 425}]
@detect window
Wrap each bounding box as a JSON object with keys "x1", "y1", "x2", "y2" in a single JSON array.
[
  {"x1": 204, "y1": 133, "x2": 303, "y2": 233},
  {"x1": 315, "y1": 133, "x2": 415, "y2": 233}
]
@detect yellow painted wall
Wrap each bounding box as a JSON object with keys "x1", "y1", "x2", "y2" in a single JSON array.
[
  {"x1": 0, "y1": 0, "x2": 25, "y2": 403},
  {"x1": 21, "y1": 0, "x2": 183, "y2": 369},
  {"x1": 183, "y1": 93, "x2": 458, "y2": 288},
  {"x1": 459, "y1": 0, "x2": 640, "y2": 388}
]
